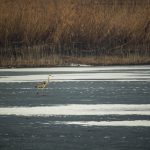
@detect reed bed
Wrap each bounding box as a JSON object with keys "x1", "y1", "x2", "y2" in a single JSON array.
[
  {"x1": 0, "y1": 0, "x2": 150, "y2": 66},
  {"x1": 1, "y1": 55, "x2": 150, "y2": 67}
]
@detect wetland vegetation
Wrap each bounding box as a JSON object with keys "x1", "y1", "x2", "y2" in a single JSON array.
[{"x1": 0, "y1": 0, "x2": 150, "y2": 67}]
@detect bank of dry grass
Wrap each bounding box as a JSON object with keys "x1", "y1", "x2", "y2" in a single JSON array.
[
  {"x1": 0, "y1": 0, "x2": 150, "y2": 46},
  {"x1": 0, "y1": 55, "x2": 150, "y2": 67},
  {"x1": 63, "y1": 55, "x2": 150, "y2": 66},
  {"x1": 0, "y1": 0, "x2": 150, "y2": 66}
]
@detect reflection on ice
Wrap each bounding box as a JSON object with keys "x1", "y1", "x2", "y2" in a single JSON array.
[
  {"x1": 0, "y1": 65, "x2": 150, "y2": 72},
  {"x1": 54, "y1": 120, "x2": 150, "y2": 127},
  {"x1": 0, "y1": 66, "x2": 150, "y2": 82},
  {"x1": 0, "y1": 72, "x2": 150, "y2": 82},
  {"x1": 0, "y1": 104, "x2": 150, "y2": 116}
]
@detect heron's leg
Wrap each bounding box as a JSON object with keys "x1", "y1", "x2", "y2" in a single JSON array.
[
  {"x1": 36, "y1": 88, "x2": 40, "y2": 95},
  {"x1": 41, "y1": 87, "x2": 47, "y2": 96},
  {"x1": 36, "y1": 88, "x2": 39, "y2": 95},
  {"x1": 42, "y1": 88, "x2": 43, "y2": 95}
]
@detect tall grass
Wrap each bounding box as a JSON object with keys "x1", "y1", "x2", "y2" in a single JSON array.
[{"x1": 0, "y1": 0, "x2": 150, "y2": 66}]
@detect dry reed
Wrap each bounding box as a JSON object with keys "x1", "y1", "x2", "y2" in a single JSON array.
[{"x1": 0, "y1": 0, "x2": 150, "y2": 66}]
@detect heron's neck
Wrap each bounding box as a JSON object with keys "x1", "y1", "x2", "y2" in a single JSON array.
[{"x1": 48, "y1": 76, "x2": 49, "y2": 83}]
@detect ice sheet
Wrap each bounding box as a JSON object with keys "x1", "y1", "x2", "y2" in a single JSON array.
[{"x1": 0, "y1": 104, "x2": 150, "y2": 116}]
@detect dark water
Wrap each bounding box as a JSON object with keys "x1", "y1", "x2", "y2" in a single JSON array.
[
  {"x1": 0, "y1": 116, "x2": 150, "y2": 150},
  {"x1": 0, "y1": 66, "x2": 150, "y2": 150}
]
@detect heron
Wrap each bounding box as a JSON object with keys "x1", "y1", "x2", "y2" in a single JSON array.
[{"x1": 35, "y1": 75, "x2": 52, "y2": 95}]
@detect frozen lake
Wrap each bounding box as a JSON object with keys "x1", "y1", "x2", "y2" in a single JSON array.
[{"x1": 0, "y1": 66, "x2": 150, "y2": 150}]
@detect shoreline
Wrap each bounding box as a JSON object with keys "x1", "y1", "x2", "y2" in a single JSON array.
[{"x1": 0, "y1": 55, "x2": 150, "y2": 68}]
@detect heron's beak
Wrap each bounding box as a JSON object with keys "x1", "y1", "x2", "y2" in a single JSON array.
[{"x1": 49, "y1": 75, "x2": 52, "y2": 79}]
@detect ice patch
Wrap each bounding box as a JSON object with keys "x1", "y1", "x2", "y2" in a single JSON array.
[
  {"x1": 54, "y1": 120, "x2": 150, "y2": 127},
  {"x1": 0, "y1": 65, "x2": 149, "y2": 72},
  {"x1": 0, "y1": 66, "x2": 150, "y2": 82},
  {"x1": 0, "y1": 104, "x2": 150, "y2": 116},
  {"x1": 0, "y1": 72, "x2": 150, "y2": 82}
]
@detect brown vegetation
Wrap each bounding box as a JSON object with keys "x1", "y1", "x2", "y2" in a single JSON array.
[
  {"x1": 0, "y1": 0, "x2": 150, "y2": 66},
  {"x1": 1, "y1": 55, "x2": 150, "y2": 67}
]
